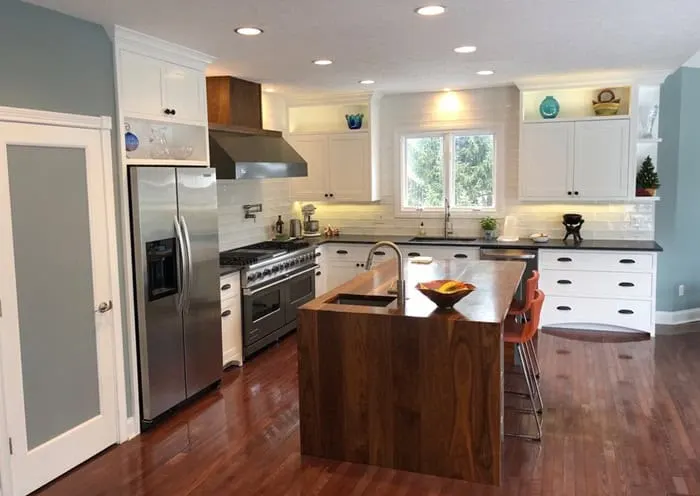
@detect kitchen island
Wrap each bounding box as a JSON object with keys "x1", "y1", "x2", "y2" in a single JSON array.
[{"x1": 297, "y1": 258, "x2": 524, "y2": 486}]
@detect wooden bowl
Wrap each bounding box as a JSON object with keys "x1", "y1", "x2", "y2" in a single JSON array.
[{"x1": 416, "y1": 280, "x2": 476, "y2": 309}]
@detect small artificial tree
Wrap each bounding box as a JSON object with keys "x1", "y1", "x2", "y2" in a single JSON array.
[{"x1": 636, "y1": 155, "x2": 661, "y2": 196}]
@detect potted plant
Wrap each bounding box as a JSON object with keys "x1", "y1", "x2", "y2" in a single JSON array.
[
  {"x1": 636, "y1": 156, "x2": 661, "y2": 197},
  {"x1": 480, "y1": 216, "x2": 498, "y2": 240}
]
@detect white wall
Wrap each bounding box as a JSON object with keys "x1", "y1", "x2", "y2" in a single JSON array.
[
  {"x1": 293, "y1": 86, "x2": 655, "y2": 240},
  {"x1": 217, "y1": 92, "x2": 295, "y2": 251}
]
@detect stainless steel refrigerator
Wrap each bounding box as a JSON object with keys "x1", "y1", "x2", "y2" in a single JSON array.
[{"x1": 129, "y1": 166, "x2": 222, "y2": 425}]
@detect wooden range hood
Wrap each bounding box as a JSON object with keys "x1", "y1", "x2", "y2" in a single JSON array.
[{"x1": 206, "y1": 76, "x2": 307, "y2": 179}]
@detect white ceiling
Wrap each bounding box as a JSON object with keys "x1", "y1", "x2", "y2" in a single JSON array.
[{"x1": 24, "y1": 0, "x2": 700, "y2": 94}]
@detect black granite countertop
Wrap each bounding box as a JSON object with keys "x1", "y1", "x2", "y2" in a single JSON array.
[{"x1": 307, "y1": 234, "x2": 663, "y2": 252}]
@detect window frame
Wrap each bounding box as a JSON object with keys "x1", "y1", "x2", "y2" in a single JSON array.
[{"x1": 395, "y1": 125, "x2": 503, "y2": 218}]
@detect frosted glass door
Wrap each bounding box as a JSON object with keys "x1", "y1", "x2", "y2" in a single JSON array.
[{"x1": 0, "y1": 123, "x2": 118, "y2": 496}]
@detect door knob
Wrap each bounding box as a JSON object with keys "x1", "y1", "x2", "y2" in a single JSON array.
[{"x1": 96, "y1": 301, "x2": 113, "y2": 313}]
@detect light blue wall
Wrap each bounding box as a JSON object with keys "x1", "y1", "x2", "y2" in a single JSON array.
[
  {"x1": 0, "y1": 0, "x2": 133, "y2": 416},
  {"x1": 656, "y1": 67, "x2": 700, "y2": 312}
]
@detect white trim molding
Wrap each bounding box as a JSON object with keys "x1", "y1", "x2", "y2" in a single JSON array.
[
  {"x1": 655, "y1": 308, "x2": 700, "y2": 326},
  {"x1": 0, "y1": 106, "x2": 112, "y2": 130}
]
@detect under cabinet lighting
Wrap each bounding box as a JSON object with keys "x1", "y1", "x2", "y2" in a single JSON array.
[{"x1": 476, "y1": 70, "x2": 494, "y2": 75}]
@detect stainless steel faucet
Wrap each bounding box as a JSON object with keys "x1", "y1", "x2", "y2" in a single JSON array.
[
  {"x1": 444, "y1": 197, "x2": 454, "y2": 238},
  {"x1": 365, "y1": 241, "x2": 405, "y2": 306}
]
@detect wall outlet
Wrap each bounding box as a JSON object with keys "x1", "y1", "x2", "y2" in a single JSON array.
[{"x1": 679, "y1": 284, "x2": 685, "y2": 297}]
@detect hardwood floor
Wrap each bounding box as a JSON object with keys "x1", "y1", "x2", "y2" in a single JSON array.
[{"x1": 36, "y1": 326, "x2": 700, "y2": 496}]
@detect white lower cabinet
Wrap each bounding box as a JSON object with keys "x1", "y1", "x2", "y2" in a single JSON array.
[
  {"x1": 326, "y1": 261, "x2": 364, "y2": 292},
  {"x1": 220, "y1": 272, "x2": 243, "y2": 367},
  {"x1": 539, "y1": 250, "x2": 657, "y2": 335}
]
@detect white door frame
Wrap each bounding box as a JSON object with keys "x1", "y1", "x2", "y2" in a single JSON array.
[{"x1": 0, "y1": 106, "x2": 127, "y2": 496}]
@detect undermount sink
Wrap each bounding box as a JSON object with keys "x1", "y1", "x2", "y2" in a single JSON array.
[
  {"x1": 328, "y1": 294, "x2": 396, "y2": 307},
  {"x1": 409, "y1": 236, "x2": 478, "y2": 243}
]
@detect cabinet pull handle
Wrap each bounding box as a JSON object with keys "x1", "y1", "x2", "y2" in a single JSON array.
[
  {"x1": 557, "y1": 279, "x2": 572, "y2": 285},
  {"x1": 618, "y1": 282, "x2": 635, "y2": 287},
  {"x1": 407, "y1": 252, "x2": 421, "y2": 257},
  {"x1": 374, "y1": 251, "x2": 386, "y2": 256},
  {"x1": 315, "y1": 252, "x2": 321, "y2": 257},
  {"x1": 221, "y1": 284, "x2": 232, "y2": 290},
  {"x1": 316, "y1": 271, "x2": 321, "y2": 276},
  {"x1": 556, "y1": 305, "x2": 572, "y2": 311},
  {"x1": 619, "y1": 259, "x2": 636, "y2": 264},
  {"x1": 557, "y1": 257, "x2": 573, "y2": 262},
  {"x1": 337, "y1": 250, "x2": 348, "y2": 255},
  {"x1": 618, "y1": 309, "x2": 634, "y2": 315},
  {"x1": 221, "y1": 310, "x2": 232, "y2": 317},
  {"x1": 454, "y1": 253, "x2": 468, "y2": 259}
]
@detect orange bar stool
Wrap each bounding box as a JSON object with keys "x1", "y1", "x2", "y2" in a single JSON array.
[
  {"x1": 508, "y1": 270, "x2": 541, "y2": 380},
  {"x1": 504, "y1": 289, "x2": 545, "y2": 441}
]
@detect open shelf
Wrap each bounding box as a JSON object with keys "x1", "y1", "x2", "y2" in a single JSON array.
[
  {"x1": 522, "y1": 86, "x2": 631, "y2": 122},
  {"x1": 122, "y1": 117, "x2": 208, "y2": 163},
  {"x1": 288, "y1": 103, "x2": 370, "y2": 133}
]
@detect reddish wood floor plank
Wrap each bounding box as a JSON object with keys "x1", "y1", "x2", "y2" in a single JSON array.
[{"x1": 35, "y1": 327, "x2": 700, "y2": 496}]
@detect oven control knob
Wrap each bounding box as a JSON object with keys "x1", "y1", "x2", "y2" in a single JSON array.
[
  {"x1": 263, "y1": 269, "x2": 271, "y2": 276},
  {"x1": 272, "y1": 265, "x2": 280, "y2": 273},
  {"x1": 284, "y1": 261, "x2": 290, "y2": 268},
  {"x1": 247, "y1": 273, "x2": 255, "y2": 282}
]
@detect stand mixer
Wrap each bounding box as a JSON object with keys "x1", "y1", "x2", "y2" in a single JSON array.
[{"x1": 301, "y1": 204, "x2": 321, "y2": 237}]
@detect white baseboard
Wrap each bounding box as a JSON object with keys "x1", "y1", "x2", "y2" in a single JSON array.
[
  {"x1": 124, "y1": 417, "x2": 140, "y2": 441},
  {"x1": 656, "y1": 308, "x2": 700, "y2": 326}
]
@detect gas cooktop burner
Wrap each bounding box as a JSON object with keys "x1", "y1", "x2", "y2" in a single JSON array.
[{"x1": 219, "y1": 240, "x2": 312, "y2": 267}]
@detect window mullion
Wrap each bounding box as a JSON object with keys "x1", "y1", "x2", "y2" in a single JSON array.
[{"x1": 445, "y1": 133, "x2": 453, "y2": 205}]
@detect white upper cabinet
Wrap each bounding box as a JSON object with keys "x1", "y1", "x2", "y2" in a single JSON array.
[
  {"x1": 519, "y1": 122, "x2": 573, "y2": 200},
  {"x1": 119, "y1": 50, "x2": 165, "y2": 118},
  {"x1": 114, "y1": 26, "x2": 213, "y2": 126},
  {"x1": 328, "y1": 134, "x2": 371, "y2": 202},
  {"x1": 573, "y1": 119, "x2": 629, "y2": 199},
  {"x1": 289, "y1": 135, "x2": 330, "y2": 199},
  {"x1": 289, "y1": 132, "x2": 375, "y2": 202},
  {"x1": 519, "y1": 118, "x2": 630, "y2": 201}
]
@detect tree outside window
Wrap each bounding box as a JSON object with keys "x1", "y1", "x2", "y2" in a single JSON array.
[{"x1": 401, "y1": 131, "x2": 495, "y2": 212}]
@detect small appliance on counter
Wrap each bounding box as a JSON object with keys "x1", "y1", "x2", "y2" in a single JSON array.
[
  {"x1": 497, "y1": 215, "x2": 519, "y2": 242},
  {"x1": 274, "y1": 215, "x2": 285, "y2": 239},
  {"x1": 562, "y1": 213, "x2": 584, "y2": 243},
  {"x1": 290, "y1": 218, "x2": 303, "y2": 239},
  {"x1": 301, "y1": 204, "x2": 321, "y2": 237}
]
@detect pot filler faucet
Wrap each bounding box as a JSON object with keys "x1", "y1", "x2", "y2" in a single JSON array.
[{"x1": 365, "y1": 241, "x2": 406, "y2": 306}]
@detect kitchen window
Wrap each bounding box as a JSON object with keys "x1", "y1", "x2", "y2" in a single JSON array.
[{"x1": 398, "y1": 130, "x2": 498, "y2": 215}]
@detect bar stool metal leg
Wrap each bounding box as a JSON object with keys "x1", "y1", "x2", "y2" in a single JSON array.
[{"x1": 505, "y1": 345, "x2": 543, "y2": 441}]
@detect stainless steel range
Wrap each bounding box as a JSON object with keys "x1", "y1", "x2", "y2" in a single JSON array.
[{"x1": 220, "y1": 240, "x2": 317, "y2": 357}]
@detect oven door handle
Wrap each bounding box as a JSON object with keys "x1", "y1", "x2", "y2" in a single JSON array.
[{"x1": 243, "y1": 265, "x2": 318, "y2": 296}]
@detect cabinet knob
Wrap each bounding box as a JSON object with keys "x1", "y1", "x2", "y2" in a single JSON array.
[
  {"x1": 324, "y1": 194, "x2": 329, "y2": 198},
  {"x1": 567, "y1": 191, "x2": 572, "y2": 196},
  {"x1": 171, "y1": 109, "x2": 176, "y2": 116},
  {"x1": 329, "y1": 193, "x2": 334, "y2": 198},
  {"x1": 164, "y1": 108, "x2": 172, "y2": 115},
  {"x1": 574, "y1": 191, "x2": 579, "y2": 196},
  {"x1": 316, "y1": 271, "x2": 321, "y2": 276},
  {"x1": 356, "y1": 263, "x2": 360, "y2": 267}
]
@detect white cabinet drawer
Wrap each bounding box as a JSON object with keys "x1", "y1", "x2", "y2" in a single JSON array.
[
  {"x1": 401, "y1": 246, "x2": 479, "y2": 261},
  {"x1": 324, "y1": 243, "x2": 374, "y2": 261},
  {"x1": 542, "y1": 296, "x2": 652, "y2": 333},
  {"x1": 540, "y1": 270, "x2": 653, "y2": 299},
  {"x1": 540, "y1": 250, "x2": 654, "y2": 272},
  {"x1": 221, "y1": 295, "x2": 243, "y2": 367},
  {"x1": 220, "y1": 272, "x2": 240, "y2": 301}
]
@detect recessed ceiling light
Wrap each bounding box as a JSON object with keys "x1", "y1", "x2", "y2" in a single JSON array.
[
  {"x1": 415, "y1": 5, "x2": 446, "y2": 16},
  {"x1": 313, "y1": 59, "x2": 333, "y2": 66},
  {"x1": 359, "y1": 80, "x2": 375, "y2": 85},
  {"x1": 476, "y1": 70, "x2": 494, "y2": 75},
  {"x1": 235, "y1": 27, "x2": 263, "y2": 36},
  {"x1": 454, "y1": 46, "x2": 477, "y2": 54}
]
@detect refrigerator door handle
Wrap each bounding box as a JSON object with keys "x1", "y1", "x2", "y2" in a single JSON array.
[
  {"x1": 173, "y1": 216, "x2": 188, "y2": 313},
  {"x1": 180, "y1": 215, "x2": 195, "y2": 313}
]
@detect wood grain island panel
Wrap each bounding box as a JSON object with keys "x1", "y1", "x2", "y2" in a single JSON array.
[{"x1": 298, "y1": 259, "x2": 524, "y2": 486}]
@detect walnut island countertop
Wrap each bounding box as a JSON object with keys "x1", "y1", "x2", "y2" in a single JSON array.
[{"x1": 297, "y1": 258, "x2": 525, "y2": 486}]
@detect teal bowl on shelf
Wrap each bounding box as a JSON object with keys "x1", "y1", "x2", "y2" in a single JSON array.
[
  {"x1": 539, "y1": 96, "x2": 560, "y2": 119},
  {"x1": 345, "y1": 113, "x2": 364, "y2": 130}
]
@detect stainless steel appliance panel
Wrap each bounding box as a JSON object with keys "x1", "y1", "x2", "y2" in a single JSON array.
[
  {"x1": 285, "y1": 266, "x2": 316, "y2": 324},
  {"x1": 176, "y1": 168, "x2": 223, "y2": 396},
  {"x1": 243, "y1": 281, "x2": 287, "y2": 349},
  {"x1": 130, "y1": 167, "x2": 187, "y2": 421}
]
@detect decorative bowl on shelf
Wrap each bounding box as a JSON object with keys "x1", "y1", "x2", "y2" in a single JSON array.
[
  {"x1": 530, "y1": 233, "x2": 550, "y2": 243},
  {"x1": 416, "y1": 280, "x2": 476, "y2": 309},
  {"x1": 592, "y1": 88, "x2": 621, "y2": 115},
  {"x1": 539, "y1": 96, "x2": 560, "y2": 119},
  {"x1": 170, "y1": 146, "x2": 194, "y2": 160},
  {"x1": 345, "y1": 113, "x2": 364, "y2": 130}
]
